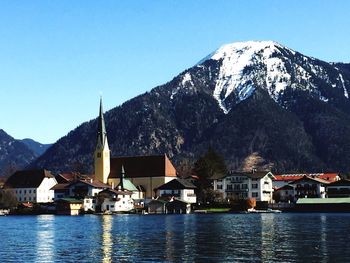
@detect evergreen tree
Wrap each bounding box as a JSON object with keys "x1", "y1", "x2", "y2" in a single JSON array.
[{"x1": 193, "y1": 146, "x2": 227, "y2": 204}]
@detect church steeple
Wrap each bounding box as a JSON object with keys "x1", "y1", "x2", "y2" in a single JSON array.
[
  {"x1": 94, "y1": 97, "x2": 110, "y2": 184},
  {"x1": 96, "y1": 97, "x2": 107, "y2": 148}
]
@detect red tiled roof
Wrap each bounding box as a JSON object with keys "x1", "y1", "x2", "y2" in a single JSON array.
[
  {"x1": 274, "y1": 173, "x2": 339, "y2": 182},
  {"x1": 289, "y1": 175, "x2": 330, "y2": 185},
  {"x1": 109, "y1": 154, "x2": 177, "y2": 179},
  {"x1": 69, "y1": 179, "x2": 111, "y2": 189}
]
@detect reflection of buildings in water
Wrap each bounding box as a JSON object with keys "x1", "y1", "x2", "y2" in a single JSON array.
[
  {"x1": 260, "y1": 214, "x2": 276, "y2": 261},
  {"x1": 102, "y1": 215, "x2": 113, "y2": 263},
  {"x1": 165, "y1": 216, "x2": 175, "y2": 262},
  {"x1": 36, "y1": 215, "x2": 55, "y2": 262},
  {"x1": 319, "y1": 215, "x2": 328, "y2": 263}
]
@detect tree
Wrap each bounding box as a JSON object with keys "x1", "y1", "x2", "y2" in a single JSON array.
[
  {"x1": 0, "y1": 189, "x2": 17, "y2": 209},
  {"x1": 193, "y1": 146, "x2": 227, "y2": 204}
]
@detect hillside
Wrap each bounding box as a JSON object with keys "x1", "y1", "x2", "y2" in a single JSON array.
[{"x1": 31, "y1": 41, "x2": 350, "y2": 173}]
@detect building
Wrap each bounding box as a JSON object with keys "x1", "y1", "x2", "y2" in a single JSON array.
[
  {"x1": 289, "y1": 175, "x2": 329, "y2": 199},
  {"x1": 156, "y1": 178, "x2": 197, "y2": 203},
  {"x1": 327, "y1": 179, "x2": 350, "y2": 198},
  {"x1": 4, "y1": 169, "x2": 57, "y2": 203},
  {"x1": 116, "y1": 166, "x2": 144, "y2": 200},
  {"x1": 273, "y1": 185, "x2": 295, "y2": 203},
  {"x1": 213, "y1": 171, "x2": 275, "y2": 203},
  {"x1": 108, "y1": 154, "x2": 177, "y2": 199},
  {"x1": 56, "y1": 198, "x2": 83, "y2": 215},
  {"x1": 94, "y1": 97, "x2": 110, "y2": 185},
  {"x1": 273, "y1": 173, "x2": 340, "y2": 189},
  {"x1": 147, "y1": 198, "x2": 192, "y2": 214},
  {"x1": 91, "y1": 98, "x2": 177, "y2": 200},
  {"x1": 97, "y1": 189, "x2": 134, "y2": 213}
]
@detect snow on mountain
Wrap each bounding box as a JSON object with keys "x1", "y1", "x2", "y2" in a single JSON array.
[{"x1": 193, "y1": 41, "x2": 350, "y2": 113}]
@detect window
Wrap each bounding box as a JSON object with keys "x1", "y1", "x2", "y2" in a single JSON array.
[
  {"x1": 227, "y1": 185, "x2": 233, "y2": 190},
  {"x1": 242, "y1": 184, "x2": 248, "y2": 189},
  {"x1": 111, "y1": 205, "x2": 115, "y2": 208},
  {"x1": 34, "y1": 190, "x2": 36, "y2": 193},
  {"x1": 252, "y1": 192, "x2": 259, "y2": 198},
  {"x1": 29, "y1": 190, "x2": 31, "y2": 193},
  {"x1": 24, "y1": 190, "x2": 26, "y2": 194},
  {"x1": 252, "y1": 183, "x2": 258, "y2": 189},
  {"x1": 217, "y1": 185, "x2": 223, "y2": 190},
  {"x1": 24, "y1": 197, "x2": 26, "y2": 201},
  {"x1": 97, "y1": 153, "x2": 101, "y2": 158},
  {"x1": 19, "y1": 190, "x2": 22, "y2": 194}
]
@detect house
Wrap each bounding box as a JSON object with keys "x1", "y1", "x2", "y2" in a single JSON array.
[
  {"x1": 289, "y1": 175, "x2": 329, "y2": 199},
  {"x1": 56, "y1": 198, "x2": 83, "y2": 215},
  {"x1": 213, "y1": 171, "x2": 275, "y2": 203},
  {"x1": 147, "y1": 198, "x2": 192, "y2": 214},
  {"x1": 156, "y1": 178, "x2": 197, "y2": 203},
  {"x1": 97, "y1": 189, "x2": 134, "y2": 213},
  {"x1": 4, "y1": 169, "x2": 57, "y2": 203},
  {"x1": 273, "y1": 185, "x2": 295, "y2": 203},
  {"x1": 148, "y1": 199, "x2": 167, "y2": 214},
  {"x1": 327, "y1": 179, "x2": 350, "y2": 198},
  {"x1": 108, "y1": 154, "x2": 177, "y2": 199},
  {"x1": 273, "y1": 173, "x2": 340, "y2": 189}
]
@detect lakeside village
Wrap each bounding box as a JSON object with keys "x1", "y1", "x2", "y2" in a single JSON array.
[{"x1": 1, "y1": 100, "x2": 350, "y2": 216}]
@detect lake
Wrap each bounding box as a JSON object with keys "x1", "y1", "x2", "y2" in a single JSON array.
[{"x1": 0, "y1": 213, "x2": 350, "y2": 262}]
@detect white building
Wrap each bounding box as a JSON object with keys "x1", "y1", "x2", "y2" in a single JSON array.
[
  {"x1": 289, "y1": 175, "x2": 329, "y2": 199},
  {"x1": 4, "y1": 169, "x2": 57, "y2": 203},
  {"x1": 156, "y1": 178, "x2": 197, "y2": 204},
  {"x1": 213, "y1": 171, "x2": 275, "y2": 203},
  {"x1": 98, "y1": 189, "x2": 134, "y2": 212}
]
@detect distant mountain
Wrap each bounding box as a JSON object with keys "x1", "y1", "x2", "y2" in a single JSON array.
[
  {"x1": 20, "y1": 138, "x2": 52, "y2": 156},
  {"x1": 0, "y1": 129, "x2": 37, "y2": 176},
  {"x1": 31, "y1": 41, "x2": 350, "y2": 173}
]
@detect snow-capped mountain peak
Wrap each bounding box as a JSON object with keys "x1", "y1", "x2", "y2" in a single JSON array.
[{"x1": 195, "y1": 40, "x2": 350, "y2": 113}]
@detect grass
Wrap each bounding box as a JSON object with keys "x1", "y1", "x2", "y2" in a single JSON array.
[{"x1": 205, "y1": 207, "x2": 231, "y2": 213}]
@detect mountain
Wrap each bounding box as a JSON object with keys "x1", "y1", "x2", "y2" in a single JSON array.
[
  {"x1": 31, "y1": 41, "x2": 350, "y2": 173},
  {"x1": 20, "y1": 138, "x2": 52, "y2": 156},
  {"x1": 0, "y1": 129, "x2": 37, "y2": 176}
]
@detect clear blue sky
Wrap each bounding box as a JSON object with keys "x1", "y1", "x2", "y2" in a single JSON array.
[{"x1": 0, "y1": 0, "x2": 349, "y2": 144}]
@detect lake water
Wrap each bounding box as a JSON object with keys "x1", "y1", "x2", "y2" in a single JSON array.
[{"x1": 1, "y1": 213, "x2": 350, "y2": 262}]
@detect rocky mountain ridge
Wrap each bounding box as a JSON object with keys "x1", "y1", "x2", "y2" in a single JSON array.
[{"x1": 30, "y1": 41, "x2": 350, "y2": 173}]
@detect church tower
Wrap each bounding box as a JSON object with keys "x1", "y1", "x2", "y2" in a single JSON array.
[{"x1": 94, "y1": 97, "x2": 110, "y2": 184}]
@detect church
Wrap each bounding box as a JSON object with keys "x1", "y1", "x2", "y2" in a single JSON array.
[{"x1": 94, "y1": 98, "x2": 178, "y2": 199}]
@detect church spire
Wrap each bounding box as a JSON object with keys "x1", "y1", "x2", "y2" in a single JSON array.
[
  {"x1": 96, "y1": 97, "x2": 107, "y2": 148},
  {"x1": 94, "y1": 97, "x2": 110, "y2": 184}
]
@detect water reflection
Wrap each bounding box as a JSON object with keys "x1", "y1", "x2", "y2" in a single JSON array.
[
  {"x1": 35, "y1": 215, "x2": 55, "y2": 263},
  {"x1": 101, "y1": 215, "x2": 113, "y2": 263}
]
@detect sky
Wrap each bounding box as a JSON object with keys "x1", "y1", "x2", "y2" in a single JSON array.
[{"x1": 0, "y1": 0, "x2": 349, "y2": 144}]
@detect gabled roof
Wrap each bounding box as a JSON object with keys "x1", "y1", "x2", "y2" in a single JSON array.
[
  {"x1": 274, "y1": 173, "x2": 339, "y2": 182},
  {"x1": 51, "y1": 183, "x2": 70, "y2": 190},
  {"x1": 328, "y1": 179, "x2": 350, "y2": 187},
  {"x1": 109, "y1": 154, "x2": 177, "y2": 179},
  {"x1": 289, "y1": 175, "x2": 330, "y2": 185},
  {"x1": 56, "y1": 172, "x2": 94, "y2": 183},
  {"x1": 4, "y1": 169, "x2": 55, "y2": 188},
  {"x1": 213, "y1": 171, "x2": 274, "y2": 180},
  {"x1": 69, "y1": 179, "x2": 111, "y2": 189},
  {"x1": 157, "y1": 178, "x2": 196, "y2": 190}
]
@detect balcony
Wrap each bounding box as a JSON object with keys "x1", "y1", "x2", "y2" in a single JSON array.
[{"x1": 225, "y1": 189, "x2": 249, "y2": 193}]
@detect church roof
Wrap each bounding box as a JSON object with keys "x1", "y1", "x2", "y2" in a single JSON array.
[
  {"x1": 4, "y1": 169, "x2": 55, "y2": 188},
  {"x1": 117, "y1": 179, "x2": 138, "y2": 192},
  {"x1": 96, "y1": 97, "x2": 108, "y2": 149},
  {"x1": 109, "y1": 154, "x2": 177, "y2": 179}
]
